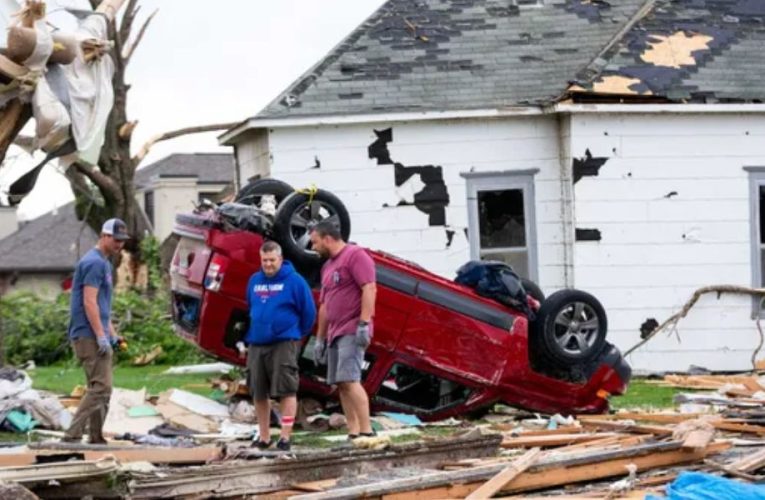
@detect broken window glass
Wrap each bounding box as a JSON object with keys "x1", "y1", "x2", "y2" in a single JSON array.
[
  {"x1": 477, "y1": 188, "x2": 528, "y2": 277},
  {"x1": 375, "y1": 363, "x2": 471, "y2": 412}
]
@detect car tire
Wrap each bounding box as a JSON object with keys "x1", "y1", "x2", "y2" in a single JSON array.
[
  {"x1": 533, "y1": 289, "x2": 607, "y2": 366},
  {"x1": 273, "y1": 189, "x2": 351, "y2": 267},
  {"x1": 235, "y1": 178, "x2": 294, "y2": 207},
  {"x1": 521, "y1": 278, "x2": 545, "y2": 303}
]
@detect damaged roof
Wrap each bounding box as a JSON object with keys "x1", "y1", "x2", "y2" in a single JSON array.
[
  {"x1": 572, "y1": 0, "x2": 765, "y2": 102},
  {"x1": 134, "y1": 153, "x2": 234, "y2": 190},
  {"x1": 255, "y1": 0, "x2": 648, "y2": 119},
  {"x1": 0, "y1": 203, "x2": 97, "y2": 273},
  {"x1": 251, "y1": 0, "x2": 765, "y2": 124}
]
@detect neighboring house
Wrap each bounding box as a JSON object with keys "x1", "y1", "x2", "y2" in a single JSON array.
[
  {"x1": 134, "y1": 153, "x2": 235, "y2": 240},
  {"x1": 0, "y1": 203, "x2": 97, "y2": 299},
  {"x1": 220, "y1": 0, "x2": 765, "y2": 372}
]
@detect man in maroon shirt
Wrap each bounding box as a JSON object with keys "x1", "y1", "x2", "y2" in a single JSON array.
[{"x1": 309, "y1": 220, "x2": 376, "y2": 439}]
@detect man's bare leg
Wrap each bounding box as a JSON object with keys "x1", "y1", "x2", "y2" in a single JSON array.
[
  {"x1": 255, "y1": 398, "x2": 271, "y2": 443},
  {"x1": 279, "y1": 395, "x2": 297, "y2": 441},
  {"x1": 337, "y1": 383, "x2": 360, "y2": 435},
  {"x1": 345, "y1": 382, "x2": 372, "y2": 434}
]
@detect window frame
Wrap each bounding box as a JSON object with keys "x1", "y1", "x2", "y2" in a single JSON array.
[
  {"x1": 746, "y1": 166, "x2": 765, "y2": 317},
  {"x1": 462, "y1": 169, "x2": 539, "y2": 282},
  {"x1": 143, "y1": 190, "x2": 154, "y2": 228}
]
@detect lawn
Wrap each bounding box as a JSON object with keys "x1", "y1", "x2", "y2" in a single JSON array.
[
  {"x1": 30, "y1": 365, "x2": 220, "y2": 397},
  {"x1": 610, "y1": 379, "x2": 680, "y2": 410},
  {"x1": 29, "y1": 364, "x2": 681, "y2": 411}
]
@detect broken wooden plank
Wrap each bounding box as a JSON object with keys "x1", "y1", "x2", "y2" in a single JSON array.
[
  {"x1": 29, "y1": 443, "x2": 221, "y2": 464},
  {"x1": 578, "y1": 412, "x2": 706, "y2": 424},
  {"x1": 580, "y1": 419, "x2": 674, "y2": 436},
  {"x1": 465, "y1": 447, "x2": 541, "y2": 500},
  {"x1": 501, "y1": 432, "x2": 616, "y2": 449},
  {"x1": 729, "y1": 446, "x2": 765, "y2": 473},
  {"x1": 0, "y1": 458, "x2": 119, "y2": 483},
  {"x1": 129, "y1": 434, "x2": 502, "y2": 498},
  {"x1": 713, "y1": 421, "x2": 765, "y2": 436},
  {"x1": 291, "y1": 441, "x2": 730, "y2": 500}
]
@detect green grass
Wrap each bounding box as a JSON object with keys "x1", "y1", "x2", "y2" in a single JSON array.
[
  {"x1": 30, "y1": 365, "x2": 221, "y2": 397},
  {"x1": 610, "y1": 379, "x2": 682, "y2": 410}
]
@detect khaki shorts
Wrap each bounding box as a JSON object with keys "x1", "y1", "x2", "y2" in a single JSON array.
[{"x1": 247, "y1": 340, "x2": 300, "y2": 400}]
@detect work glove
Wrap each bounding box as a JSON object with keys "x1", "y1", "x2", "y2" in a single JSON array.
[
  {"x1": 313, "y1": 338, "x2": 327, "y2": 366},
  {"x1": 356, "y1": 321, "x2": 371, "y2": 349},
  {"x1": 97, "y1": 335, "x2": 113, "y2": 356},
  {"x1": 235, "y1": 341, "x2": 247, "y2": 359}
]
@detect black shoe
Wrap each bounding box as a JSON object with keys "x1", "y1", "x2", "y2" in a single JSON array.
[
  {"x1": 251, "y1": 439, "x2": 272, "y2": 450},
  {"x1": 359, "y1": 430, "x2": 377, "y2": 438},
  {"x1": 276, "y1": 438, "x2": 291, "y2": 451},
  {"x1": 347, "y1": 434, "x2": 359, "y2": 441}
]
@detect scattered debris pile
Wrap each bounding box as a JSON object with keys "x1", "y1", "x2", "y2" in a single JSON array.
[{"x1": 3, "y1": 370, "x2": 765, "y2": 498}]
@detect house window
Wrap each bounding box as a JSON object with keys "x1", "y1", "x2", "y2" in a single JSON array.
[
  {"x1": 144, "y1": 190, "x2": 154, "y2": 228},
  {"x1": 463, "y1": 170, "x2": 539, "y2": 280},
  {"x1": 746, "y1": 167, "x2": 765, "y2": 315},
  {"x1": 375, "y1": 363, "x2": 471, "y2": 412},
  {"x1": 198, "y1": 191, "x2": 219, "y2": 204}
]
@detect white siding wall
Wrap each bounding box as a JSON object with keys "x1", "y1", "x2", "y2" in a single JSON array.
[
  {"x1": 267, "y1": 116, "x2": 568, "y2": 287},
  {"x1": 570, "y1": 113, "x2": 765, "y2": 372},
  {"x1": 237, "y1": 129, "x2": 271, "y2": 183}
]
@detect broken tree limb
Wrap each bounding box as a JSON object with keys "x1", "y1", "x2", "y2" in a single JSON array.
[
  {"x1": 132, "y1": 122, "x2": 239, "y2": 165},
  {"x1": 624, "y1": 285, "x2": 765, "y2": 358},
  {"x1": 96, "y1": 0, "x2": 129, "y2": 21},
  {"x1": 122, "y1": 8, "x2": 157, "y2": 64},
  {"x1": 465, "y1": 447, "x2": 542, "y2": 500}
]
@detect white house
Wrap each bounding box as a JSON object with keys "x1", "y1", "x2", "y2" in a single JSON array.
[{"x1": 220, "y1": 0, "x2": 765, "y2": 372}]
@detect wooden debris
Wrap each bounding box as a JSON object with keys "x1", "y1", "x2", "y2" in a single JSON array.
[
  {"x1": 501, "y1": 432, "x2": 616, "y2": 449},
  {"x1": 465, "y1": 447, "x2": 542, "y2": 500}
]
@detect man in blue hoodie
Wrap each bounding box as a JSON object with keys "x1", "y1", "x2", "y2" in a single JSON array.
[{"x1": 241, "y1": 241, "x2": 316, "y2": 451}]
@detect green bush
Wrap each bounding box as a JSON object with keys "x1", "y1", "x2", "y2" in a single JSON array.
[{"x1": 0, "y1": 289, "x2": 209, "y2": 366}]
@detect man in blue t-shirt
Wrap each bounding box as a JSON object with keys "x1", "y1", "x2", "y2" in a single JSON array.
[
  {"x1": 63, "y1": 218, "x2": 129, "y2": 444},
  {"x1": 238, "y1": 240, "x2": 316, "y2": 452}
]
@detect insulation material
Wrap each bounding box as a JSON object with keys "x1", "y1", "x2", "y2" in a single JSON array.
[
  {"x1": 61, "y1": 14, "x2": 114, "y2": 165},
  {"x1": 641, "y1": 32, "x2": 714, "y2": 68},
  {"x1": 103, "y1": 388, "x2": 164, "y2": 436},
  {"x1": 26, "y1": 18, "x2": 71, "y2": 152},
  {"x1": 591, "y1": 75, "x2": 649, "y2": 95}
]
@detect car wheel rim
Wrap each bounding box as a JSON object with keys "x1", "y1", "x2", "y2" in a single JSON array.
[
  {"x1": 288, "y1": 200, "x2": 341, "y2": 254},
  {"x1": 552, "y1": 302, "x2": 599, "y2": 356}
]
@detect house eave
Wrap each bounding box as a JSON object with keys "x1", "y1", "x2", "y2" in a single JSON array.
[
  {"x1": 553, "y1": 103, "x2": 765, "y2": 114},
  {"x1": 218, "y1": 106, "x2": 546, "y2": 145}
]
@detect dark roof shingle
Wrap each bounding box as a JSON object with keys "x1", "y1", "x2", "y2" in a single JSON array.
[
  {"x1": 255, "y1": 0, "x2": 648, "y2": 119},
  {"x1": 134, "y1": 153, "x2": 234, "y2": 189},
  {"x1": 0, "y1": 203, "x2": 97, "y2": 272},
  {"x1": 574, "y1": 0, "x2": 765, "y2": 102}
]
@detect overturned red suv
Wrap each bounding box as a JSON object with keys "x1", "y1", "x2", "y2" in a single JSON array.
[{"x1": 169, "y1": 179, "x2": 630, "y2": 419}]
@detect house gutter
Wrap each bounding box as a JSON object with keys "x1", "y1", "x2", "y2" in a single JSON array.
[
  {"x1": 218, "y1": 107, "x2": 545, "y2": 145},
  {"x1": 220, "y1": 102, "x2": 765, "y2": 145}
]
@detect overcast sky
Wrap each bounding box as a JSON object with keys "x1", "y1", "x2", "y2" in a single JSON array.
[{"x1": 0, "y1": 0, "x2": 386, "y2": 220}]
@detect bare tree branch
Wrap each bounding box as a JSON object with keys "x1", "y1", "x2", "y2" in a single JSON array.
[
  {"x1": 73, "y1": 160, "x2": 119, "y2": 194},
  {"x1": 625, "y1": 285, "x2": 765, "y2": 358},
  {"x1": 132, "y1": 122, "x2": 239, "y2": 165},
  {"x1": 123, "y1": 9, "x2": 157, "y2": 64},
  {"x1": 118, "y1": 0, "x2": 139, "y2": 48}
]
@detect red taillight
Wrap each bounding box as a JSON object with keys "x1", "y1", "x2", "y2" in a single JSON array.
[{"x1": 204, "y1": 254, "x2": 229, "y2": 292}]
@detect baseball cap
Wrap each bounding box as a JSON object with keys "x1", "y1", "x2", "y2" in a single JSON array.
[{"x1": 101, "y1": 218, "x2": 130, "y2": 241}]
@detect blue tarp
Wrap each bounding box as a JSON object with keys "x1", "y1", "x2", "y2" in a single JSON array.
[{"x1": 646, "y1": 472, "x2": 765, "y2": 500}]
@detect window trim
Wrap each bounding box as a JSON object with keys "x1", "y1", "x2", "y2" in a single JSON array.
[
  {"x1": 745, "y1": 166, "x2": 765, "y2": 317},
  {"x1": 461, "y1": 170, "x2": 539, "y2": 282}
]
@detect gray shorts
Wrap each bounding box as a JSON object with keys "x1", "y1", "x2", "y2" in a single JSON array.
[
  {"x1": 247, "y1": 340, "x2": 300, "y2": 400},
  {"x1": 327, "y1": 334, "x2": 365, "y2": 385}
]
